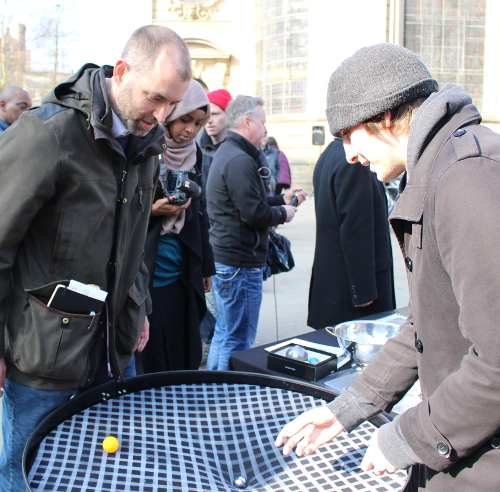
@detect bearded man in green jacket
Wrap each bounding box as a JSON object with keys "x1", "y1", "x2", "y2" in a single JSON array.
[{"x1": 0, "y1": 25, "x2": 191, "y2": 490}]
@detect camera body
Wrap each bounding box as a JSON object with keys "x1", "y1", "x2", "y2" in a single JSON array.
[{"x1": 165, "y1": 170, "x2": 201, "y2": 205}]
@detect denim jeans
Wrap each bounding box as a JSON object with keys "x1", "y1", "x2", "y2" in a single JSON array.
[
  {"x1": 206, "y1": 263, "x2": 263, "y2": 371},
  {"x1": 0, "y1": 355, "x2": 136, "y2": 492}
]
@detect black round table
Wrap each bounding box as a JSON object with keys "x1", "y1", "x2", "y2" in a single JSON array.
[{"x1": 24, "y1": 371, "x2": 406, "y2": 491}]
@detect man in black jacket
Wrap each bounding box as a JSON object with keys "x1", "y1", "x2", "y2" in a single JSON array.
[
  {"x1": 206, "y1": 95, "x2": 304, "y2": 370},
  {"x1": 308, "y1": 137, "x2": 395, "y2": 329}
]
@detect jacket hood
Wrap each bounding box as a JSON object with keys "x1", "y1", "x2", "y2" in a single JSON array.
[
  {"x1": 407, "y1": 83, "x2": 479, "y2": 174},
  {"x1": 42, "y1": 63, "x2": 166, "y2": 155},
  {"x1": 41, "y1": 63, "x2": 104, "y2": 116}
]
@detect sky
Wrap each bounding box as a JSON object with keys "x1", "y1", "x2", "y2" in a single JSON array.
[{"x1": 3, "y1": 0, "x2": 152, "y2": 73}]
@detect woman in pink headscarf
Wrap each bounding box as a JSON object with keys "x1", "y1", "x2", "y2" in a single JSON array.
[{"x1": 140, "y1": 80, "x2": 215, "y2": 373}]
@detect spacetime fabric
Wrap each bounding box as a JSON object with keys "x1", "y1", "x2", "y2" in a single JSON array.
[{"x1": 27, "y1": 383, "x2": 406, "y2": 491}]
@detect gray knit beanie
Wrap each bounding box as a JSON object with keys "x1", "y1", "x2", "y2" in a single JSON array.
[{"x1": 326, "y1": 43, "x2": 438, "y2": 136}]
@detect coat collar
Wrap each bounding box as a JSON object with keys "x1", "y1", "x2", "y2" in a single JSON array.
[
  {"x1": 391, "y1": 103, "x2": 481, "y2": 223},
  {"x1": 226, "y1": 130, "x2": 261, "y2": 160}
]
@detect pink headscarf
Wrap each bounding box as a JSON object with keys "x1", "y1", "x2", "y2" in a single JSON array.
[{"x1": 161, "y1": 80, "x2": 210, "y2": 234}]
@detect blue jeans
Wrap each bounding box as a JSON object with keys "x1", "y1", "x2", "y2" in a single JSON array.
[
  {"x1": 0, "y1": 355, "x2": 136, "y2": 492},
  {"x1": 206, "y1": 263, "x2": 263, "y2": 371}
]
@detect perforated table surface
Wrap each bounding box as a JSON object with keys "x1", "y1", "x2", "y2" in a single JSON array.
[{"x1": 24, "y1": 372, "x2": 406, "y2": 491}]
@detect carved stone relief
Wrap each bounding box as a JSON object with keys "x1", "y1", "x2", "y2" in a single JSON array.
[{"x1": 168, "y1": 0, "x2": 225, "y2": 20}]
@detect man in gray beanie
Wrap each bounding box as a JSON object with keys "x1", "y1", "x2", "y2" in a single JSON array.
[{"x1": 276, "y1": 43, "x2": 500, "y2": 492}]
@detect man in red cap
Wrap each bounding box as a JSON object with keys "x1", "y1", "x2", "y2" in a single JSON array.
[
  {"x1": 199, "y1": 88, "x2": 233, "y2": 185},
  {"x1": 198, "y1": 89, "x2": 233, "y2": 358}
]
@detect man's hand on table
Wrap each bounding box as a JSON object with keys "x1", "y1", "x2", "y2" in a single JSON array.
[
  {"x1": 275, "y1": 405, "x2": 344, "y2": 456},
  {"x1": 361, "y1": 428, "x2": 398, "y2": 474}
]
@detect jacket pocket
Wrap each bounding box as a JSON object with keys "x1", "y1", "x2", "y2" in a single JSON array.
[
  {"x1": 114, "y1": 282, "x2": 148, "y2": 355},
  {"x1": 49, "y1": 211, "x2": 76, "y2": 275},
  {"x1": 214, "y1": 265, "x2": 240, "y2": 300},
  {"x1": 12, "y1": 281, "x2": 101, "y2": 381}
]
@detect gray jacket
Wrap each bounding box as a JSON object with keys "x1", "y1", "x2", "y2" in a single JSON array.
[
  {"x1": 328, "y1": 84, "x2": 500, "y2": 491},
  {"x1": 0, "y1": 64, "x2": 164, "y2": 390}
]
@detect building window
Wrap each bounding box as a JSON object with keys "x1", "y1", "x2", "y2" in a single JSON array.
[
  {"x1": 405, "y1": 0, "x2": 486, "y2": 110},
  {"x1": 257, "y1": 0, "x2": 308, "y2": 115}
]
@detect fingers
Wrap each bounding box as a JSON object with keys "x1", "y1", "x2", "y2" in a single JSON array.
[
  {"x1": 284, "y1": 429, "x2": 316, "y2": 457},
  {"x1": 275, "y1": 413, "x2": 311, "y2": 448},
  {"x1": 360, "y1": 428, "x2": 398, "y2": 475},
  {"x1": 203, "y1": 277, "x2": 212, "y2": 293},
  {"x1": 275, "y1": 407, "x2": 341, "y2": 456},
  {"x1": 360, "y1": 456, "x2": 397, "y2": 475},
  {"x1": 0, "y1": 358, "x2": 6, "y2": 398},
  {"x1": 134, "y1": 318, "x2": 150, "y2": 352}
]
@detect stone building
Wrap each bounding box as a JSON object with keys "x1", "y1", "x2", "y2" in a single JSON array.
[
  {"x1": 153, "y1": 0, "x2": 499, "y2": 189},
  {"x1": 0, "y1": 24, "x2": 29, "y2": 91}
]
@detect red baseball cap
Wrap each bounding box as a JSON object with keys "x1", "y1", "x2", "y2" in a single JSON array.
[{"x1": 207, "y1": 89, "x2": 233, "y2": 111}]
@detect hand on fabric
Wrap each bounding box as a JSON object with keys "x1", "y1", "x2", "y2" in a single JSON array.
[
  {"x1": 0, "y1": 358, "x2": 5, "y2": 397},
  {"x1": 203, "y1": 276, "x2": 212, "y2": 293},
  {"x1": 283, "y1": 205, "x2": 297, "y2": 223},
  {"x1": 275, "y1": 405, "x2": 344, "y2": 456},
  {"x1": 134, "y1": 317, "x2": 150, "y2": 353},
  {"x1": 151, "y1": 197, "x2": 191, "y2": 216},
  {"x1": 283, "y1": 187, "x2": 307, "y2": 206},
  {"x1": 360, "y1": 428, "x2": 398, "y2": 475}
]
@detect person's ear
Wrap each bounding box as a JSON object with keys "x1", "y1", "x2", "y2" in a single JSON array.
[
  {"x1": 113, "y1": 59, "x2": 130, "y2": 86},
  {"x1": 384, "y1": 110, "x2": 393, "y2": 129},
  {"x1": 0, "y1": 100, "x2": 6, "y2": 112}
]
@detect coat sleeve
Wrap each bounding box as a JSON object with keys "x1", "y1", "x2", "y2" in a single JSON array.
[
  {"x1": 0, "y1": 113, "x2": 62, "y2": 356},
  {"x1": 350, "y1": 307, "x2": 419, "y2": 412},
  {"x1": 222, "y1": 154, "x2": 286, "y2": 227},
  {"x1": 334, "y1": 162, "x2": 380, "y2": 306},
  {"x1": 396, "y1": 158, "x2": 500, "y2": 471}
]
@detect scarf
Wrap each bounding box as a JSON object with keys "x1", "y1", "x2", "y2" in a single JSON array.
[{"x1": 161, "y1": 80, "x2": 210, "y2": 234}]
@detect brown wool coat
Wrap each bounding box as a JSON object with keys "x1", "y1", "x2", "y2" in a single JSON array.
[{"x1": 351, "y1": 102, "x2": 500, "y2": 491}]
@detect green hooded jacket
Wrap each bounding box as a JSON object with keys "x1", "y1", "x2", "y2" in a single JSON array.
[{"x1": 0, "y1": 64, "x2": 165, "y2": 390}]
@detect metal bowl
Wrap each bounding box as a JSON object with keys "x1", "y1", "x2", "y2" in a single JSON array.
[{"x1": 333, "y1": 320, "x2": 401, "y2": 367}]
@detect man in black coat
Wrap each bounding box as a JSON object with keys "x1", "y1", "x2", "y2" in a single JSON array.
[
  {"x1": 308, "y1": 137, "x2": 395, "y2": 329},
  {"x1": 206, "y1": 95, "x2": 304, "y2": 370}
]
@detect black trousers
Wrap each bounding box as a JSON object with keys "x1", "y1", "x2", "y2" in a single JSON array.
[{"x1": 141, "y1": 279, "x2": 194, "y2": 373}]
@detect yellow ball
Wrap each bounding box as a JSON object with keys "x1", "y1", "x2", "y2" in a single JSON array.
[{"x1": 102, "y1": 436, "x2": 120, "y2": 453}]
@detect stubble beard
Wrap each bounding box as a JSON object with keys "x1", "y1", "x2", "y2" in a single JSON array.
[{"x1": 114, "y1": 83, "x2": 157, "y2": 137}]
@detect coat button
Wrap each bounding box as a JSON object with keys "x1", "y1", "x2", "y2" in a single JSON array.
[
  {"x1": 491, "y1": 437, "x2": 500, "y2": 449},
  {"x1": 437, "y1": 442, "x2": 450, "y2": 456},
  {"x1": 415, "y1": 338, "x2": 423, "y2": 353},
  {"x1": 405, "y1": 257, "x2": 413, "y2": 272},
  {"x1": 453, "y1": 129, "x2": 466, "y2": 137},
  {"x1": 122, "y1": 198, "x2": 128, "y2": 204},
  {"x1": 62, "y1": 318, "x2": 70, "y2": 325}
]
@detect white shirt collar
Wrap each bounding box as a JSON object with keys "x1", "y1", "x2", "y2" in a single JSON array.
[{"x1": 105, "y1": 78, "x2": 129, "y2": 139}]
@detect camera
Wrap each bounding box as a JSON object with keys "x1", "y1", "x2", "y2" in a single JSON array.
[{"x1": 165, "y1": 170, "x2": 201, "y2": 205}]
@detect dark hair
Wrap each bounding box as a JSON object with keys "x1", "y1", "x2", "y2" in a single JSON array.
[
  {"x1": 121, "y1": 25, "x2": 191, "y2": 80},
  {"x1": 361, "y1": 97, "x2": 428, "y2": 137},
  {"x1": 198, "y1": 105, "x2": 209, "y2": 113},
  {"x1": 194, "y1": 78, "x2": 209, "y2": 92},
  {"x1": 267, "y1": 136, "x2": 278, "y2": 150}
]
